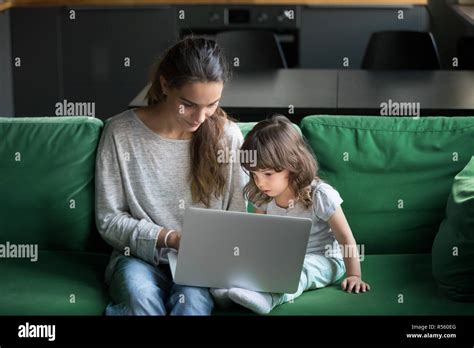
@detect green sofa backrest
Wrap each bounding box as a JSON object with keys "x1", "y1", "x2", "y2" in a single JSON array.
[
  {"x1": 300, "y1": 116, "x2": 474, "y2": 255},
  {"x1": 0, "y1": 117, "x2": 108, "y2": 252},
  {"x1": 3, "y1": 116, "x2": 473, "y2": 256},
  {"x1": 238, "y1": 122, "x2": 302, "y2": 138}
]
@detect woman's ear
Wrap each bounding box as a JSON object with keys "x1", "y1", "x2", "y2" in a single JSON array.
[{"x1": 160, "y1": 76, "x2": 169, "y2": 96}]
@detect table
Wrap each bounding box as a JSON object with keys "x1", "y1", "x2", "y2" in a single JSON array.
[
  {"x1": 129, "y1": 69, "x2": 474, "y2": 121},
  {"x1": 337, "y1": 70, "x2": 474, "y2": 116}
]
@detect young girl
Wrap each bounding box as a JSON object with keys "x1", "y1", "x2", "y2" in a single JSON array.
[{"x1": 211, "y1": 115, "x2": 370, "y2": 314}]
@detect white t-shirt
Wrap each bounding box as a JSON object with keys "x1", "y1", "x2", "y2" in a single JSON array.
[{"x1": 250, "y1": 180, "x2": 344, "y2": 259}]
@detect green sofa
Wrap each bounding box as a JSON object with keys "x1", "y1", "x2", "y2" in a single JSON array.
[{"x1": 1, "y1": 115, "x2": 473, "y2": 315}]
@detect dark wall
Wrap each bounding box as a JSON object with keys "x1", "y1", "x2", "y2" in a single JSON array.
[
  {"x1": 9, "y1": 6, "x2": 178, "y2": 120},
  {"x1": 0, "y1": 9, "x2": 13, "y2": 117},
  {"x1": 5, "y1": 3, "x2": 471, "y2": 118},
  {"x1": 428, "y1": 0, "x2": 474, "y2": 69},
  {"x1": 61, "y1": 6, "x2": 178, "y2": 119},
  {"x1": 300, "y1": 5, "x2": 430, "y2": 69},
  {"x1": 10, "y1": 8, "x2": 62, "y2": 118}
]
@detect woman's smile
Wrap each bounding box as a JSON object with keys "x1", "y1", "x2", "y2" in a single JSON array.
[{"x1": 183, "y1": 118, "x2": 203, "y2": 128}]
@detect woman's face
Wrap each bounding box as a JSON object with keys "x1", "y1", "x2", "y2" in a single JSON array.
[{"x1": 161, "y1": 77, "x2": 223, "y2": 132}]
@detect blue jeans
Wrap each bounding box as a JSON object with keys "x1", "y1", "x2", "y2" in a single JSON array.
[{"x1": 105, "y1": 255, "x2": 214, "y2": 316}]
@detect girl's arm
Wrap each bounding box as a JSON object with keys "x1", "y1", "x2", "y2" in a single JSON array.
[
  {"x1": 328, "y1": 206, "x2": 371, "y2": 294},
  {"x1": 253, "y1": 207, "x2": 266, "y2": 214}
]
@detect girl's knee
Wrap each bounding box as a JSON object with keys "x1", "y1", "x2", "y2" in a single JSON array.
[{"x1": 303, "y1": 255, "x2": 345, "y2": 289}]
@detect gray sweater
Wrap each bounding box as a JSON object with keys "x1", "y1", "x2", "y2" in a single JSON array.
[{"x1": 95, "y1": 109, "x2": 248, "y2": 284}]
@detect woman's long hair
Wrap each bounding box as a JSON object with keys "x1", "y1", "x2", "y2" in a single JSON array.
[{"x1": 146, "y1": 37, "x2": 233, "y2": 207}]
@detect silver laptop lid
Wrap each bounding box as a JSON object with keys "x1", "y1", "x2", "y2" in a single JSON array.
[{"x1": 174, "y1": 207, "x2": 311, "y2": 293}]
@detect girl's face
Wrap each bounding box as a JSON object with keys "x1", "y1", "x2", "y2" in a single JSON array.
[
  {"x1": 251, "y1": 169, "x2": 291, "y2": 198},
  {"x1": 161, "y1": 77, "x2": 223, "y2": 132}
]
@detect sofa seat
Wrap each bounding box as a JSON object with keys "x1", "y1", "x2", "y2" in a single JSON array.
[
  {"x1": 2, "y1": 252, "x2": 474, "y2": 316},
  {"x1": 214, "y1": 254, "x2": 474, "y2": 316},
  {"x1": 0, "y1": 250, "x2": 110, "y2": 315}
]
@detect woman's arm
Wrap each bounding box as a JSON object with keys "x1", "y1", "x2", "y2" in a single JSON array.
[
  {"x1": 328, "y1": 206, "x2": 371, "y2": 294},
  {"x1": 95, "y1": 122, "x2": 166, "y2": 262}
]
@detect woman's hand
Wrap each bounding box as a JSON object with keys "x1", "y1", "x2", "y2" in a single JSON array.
[
  {"x1": 157, "y1": 229, "x2": 182, "y2": 250},
  {"x1": 166, "y1": 230, "x2": 181, "y2": 250},
  {"x1": 341, "y1": 275, "x2": 370, "y2": 293}
]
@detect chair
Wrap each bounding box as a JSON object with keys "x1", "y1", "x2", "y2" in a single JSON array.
[
  {"x1": 457, "y1": 36, "x2": 474, "y2": 70},
  {"x1": 215, "y1": 30, "x2": 287, "y2": 70},
  {"x1": 362, "y1": 31, "x2": 441, "y2": 70}
]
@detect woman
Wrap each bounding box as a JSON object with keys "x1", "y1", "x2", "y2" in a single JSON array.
[{"x1": 95, "y1": 37, "x2": 248, "y2": 315}]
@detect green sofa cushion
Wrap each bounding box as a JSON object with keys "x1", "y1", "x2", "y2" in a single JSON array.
[
  {"x1": 0, "y1": 250, "x2": 110, "y2": 315},
  {"x1": 237, "y1": 122, "x2": 258, "y2": 138},
  {"x1": 432, "y1": 156, "x2": 474, "y2": 302},
  {"x1": 300, "y1": 116, "x2": 474, "y2": 254},
  {"x1": 3, "y1": 252, "x2": 473, "y2": 316},
  {"x1": 0, "y1": 117, "x2": 109, "y2": 253},
  {"x1": 214, "y1": 254, "x2": 474, "y2": 315}
]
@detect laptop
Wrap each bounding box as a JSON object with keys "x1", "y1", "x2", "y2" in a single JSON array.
[{"x1": 167, "y1": 207, "x2": 312, "y2": 293}]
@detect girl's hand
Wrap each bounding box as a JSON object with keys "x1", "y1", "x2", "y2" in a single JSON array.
[{"x1": 341, "y1": 276, "x2": 370, "y2": 293}]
